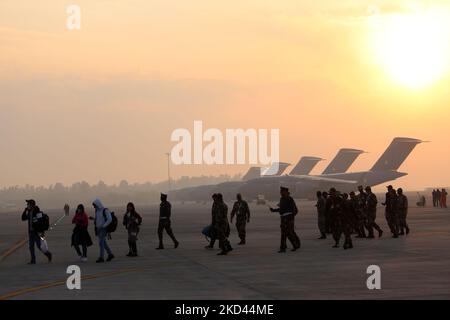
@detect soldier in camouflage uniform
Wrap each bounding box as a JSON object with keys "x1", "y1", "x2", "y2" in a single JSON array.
[
  {"x1": 341, "y1": 193, "x2": 354, "y2": 249},
  {"x1": 322, "y1": 191, "x2": 331, "y2": 234},
  {"x1": 270, "y1": 186, "x2": 301, "y2": 253},
  {"x1": 355, "y1": 185, "x2": 368, "y2": 238},
  {"x1": 326, "y1": 188, "x2": 345, "y2": 248},
  {"x1": 365, "y1": 186, "x2": 383, "y2": 238},
  {"x1": 382, "y1": 185, "x2": 399, "y2": 238},
  {"x1": 397, "y1": 188, "x2": 410, "y2": 235},
  {"x1": 315, "y1": 191, "x2": 327, "y2": 239},
  {"x1": 349, "y1": 191, "x2": 359, "y2": 234},
  {"x1": 213, "y1": 193, "x2": 233, "y2": 255},
  {"x1": 230, "y1": 194, "x2": 250, "y2": 245}
]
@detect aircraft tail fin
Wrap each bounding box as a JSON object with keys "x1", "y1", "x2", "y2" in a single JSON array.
[
  {"x1": 242, "y1": 167, "x2": 261, "y2": 181},
  {"x1": 261, "y1": 162, "x2": 291, "y2": 176},
  {"x1": 290, "y1": 157, "x2": 323, "y2": 175},
  {"x1": 322, "y1": 148, "x2": 365, "y2": 174},
  {"x1": 370, "y1": 137, "x2": 423, "y2": 172}
]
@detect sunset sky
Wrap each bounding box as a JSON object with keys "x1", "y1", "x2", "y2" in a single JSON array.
[{"x1": 1, "y1": 0, "x2": 449, "y2": 190}]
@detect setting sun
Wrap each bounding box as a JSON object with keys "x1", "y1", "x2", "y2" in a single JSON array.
[{"x1": 371, "y1": 10, "x2": 450, "y2": 89}]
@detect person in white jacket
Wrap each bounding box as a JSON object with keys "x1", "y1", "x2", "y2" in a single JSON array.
[{"x1": 92, "y1": 198, "x2": 114, "y2": 263}]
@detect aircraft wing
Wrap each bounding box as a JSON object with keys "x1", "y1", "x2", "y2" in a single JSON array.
[{"x1": 298, "y1": 175, "x2": 358, "y2": 184}]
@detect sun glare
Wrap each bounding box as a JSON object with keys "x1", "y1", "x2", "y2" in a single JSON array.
[{"x1": 370, "y1": 10, "x2": 450, "y2": 89}]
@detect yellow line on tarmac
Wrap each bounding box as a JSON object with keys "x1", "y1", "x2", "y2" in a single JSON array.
[
  {"x1": 0, "y1": 268, "x2": 142, "y2": 300},
  {"x1": 0, "y1": 238, "x2": 27, "y2": 262}
]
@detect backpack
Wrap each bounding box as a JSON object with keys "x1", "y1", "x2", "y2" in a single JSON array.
[
  {"x1": 202, "y1": 225, "x2": 212, "y2": 241},
  {"x1": 103, "y1": 209, "x2": 118, "y2": 233},
  {"x1": 35, "y1": 212, "x2": 50, "y2": 232}
]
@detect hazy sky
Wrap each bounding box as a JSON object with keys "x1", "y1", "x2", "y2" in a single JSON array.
[{"x1": 1, "y1": 0, "x2": 449, "y2": 190}]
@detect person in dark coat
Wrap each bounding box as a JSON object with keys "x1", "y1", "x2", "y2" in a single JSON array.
[
  {"x1": 156, "y1": 193, "x2": 179, "y2": 249},
  {"x1": 326, "y1": 188, "x2": 345, "y2": 248},
  {"x1": 213, "y1": 193, "x2": 233, "y2": 255},
  {"x1": 21, "y1": 199, "x2": 52, "y2": 264},
  {"x1": 341, "y1": 193, "x2": 354, "y2": 249},
  {"x1": 71, "y1": 204, "x2": 93, "y2": 262},
  {"x1": 315, "y1": 191, "x2": 327, "y2": 239},
  {"x1": 205, "y1": 193, "x2": 219, "y2": 249},
  {"x1": 397, "y1": 188, "x2": 409, "y2": 235},
  {"x1": 270, "y1": 186, "x2": 301, "y2": 253},
  {"x1": 382, "y1": 185, "x2": 399, "y2": 238},
  {"x1": 230, "y1": 193, "x2": 250, "y2": 245},
  {"x1": 365, "y1": 186, "x2": 383, "y2": 238},
  {"x1": 123, "y1": 202, "x2": 142, "y2": 256}
]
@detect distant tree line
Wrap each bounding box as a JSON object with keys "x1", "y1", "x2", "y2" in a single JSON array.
[{"x1": 0, "y1": 174, "x2": 241, "y2": 209}]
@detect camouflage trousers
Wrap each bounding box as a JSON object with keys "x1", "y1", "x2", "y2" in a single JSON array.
[
  {"x1": 355, "y1": 210, "x2": 368, "y2": 237},
  {"x1": 385, "y1": 211, "x2": 399, "y2": 236},
  {"x1": 332, "y1": 217, "x2": 352, "y2": 246},
  {"x1": 280, "y1": 215, "x2": 300, "y2": 250},
  {"x1": 215, "y1": 223, "x2": 232, "y2": 252},
  {"x1": 317, "y1": 212, "x2": 326, "y2": 235},
  {"x1": 366, "y1": 209, "x2": 382, "y2": 237},
  {"x1": 235, "y1": 216, "x2": 247, "y2": 241},
  {"x1": 397, "y1": 210, "x2": 409, "y2": 234}
]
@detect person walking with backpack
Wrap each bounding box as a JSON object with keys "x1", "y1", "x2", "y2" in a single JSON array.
[
  {"x1": 71, "y1": 204, "x2": 93, "y2": 262},
  {"x1": 21, "y1": 199, "x2": 52, "y2": 264},
  {"x1": 92, "y1": 198, "x2": 115, "y2": 263},
  {"x1": 123, "y1": 202, "x2": 142, "y2": 257}
]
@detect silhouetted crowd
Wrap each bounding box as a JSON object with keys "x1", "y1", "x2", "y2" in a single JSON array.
[
  {"x1": 315, "y1": 185, "x2": 410, "y2": 250},
  {"x1": 20, "y1": 184, "x2": 420, "y2": 264},
  {"x1": 432, "y1": 188, "x2": 448, "y2": 208}
]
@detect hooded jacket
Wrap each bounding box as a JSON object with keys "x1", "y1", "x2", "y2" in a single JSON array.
[
  {"x1": 21, "y1": 206, "x2": 42, "y2": 232},
  {"x1": 93, "y1": 198, "x2": 112, "y2": 230}
]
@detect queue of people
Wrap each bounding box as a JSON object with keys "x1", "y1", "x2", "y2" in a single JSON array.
[
  {"x1": 21, "y1": 184, "x2": 415, "y2": 263},
  {"x1": 21, "y1": 194, "x2": 177, "y2": 264}
]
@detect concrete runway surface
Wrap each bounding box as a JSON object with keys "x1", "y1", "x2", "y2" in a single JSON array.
[{"x1": 0, "y1": 201, "x2": 449, "y2": 300}]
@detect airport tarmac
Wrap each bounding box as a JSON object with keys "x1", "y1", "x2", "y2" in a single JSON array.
[{"x1": 0, "y1": 200, "x2": 449, "y2": 300}]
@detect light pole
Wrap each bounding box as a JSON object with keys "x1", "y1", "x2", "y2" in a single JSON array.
[{"x1": 165, "y1": 152, "x2": 171, "y2": 192}]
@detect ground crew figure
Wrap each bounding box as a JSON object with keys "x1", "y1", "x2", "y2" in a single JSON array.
[
  {"x1": 355, "y1": 185, "x2": 368, "y2": 238},
  {"x1": 213, "y1": 193, "x2": 233, "y2": 255},
  {"x1": 326, "y1": 188, "x2": 344, "y2": 248},
  {"x1": 156, "y1": 193, "x2": 179, "y2": 250},
  {"x1": 315, "y1": 191, "x2": 327, "y2": 239},
  {"x1": 341, "y1": 193, "x2": 354, "y2": 249},
  {"x1": 441, "y1": 189, "x2": 448, "y2": 208},
  {"x1": 365, "y1": 186, "x2": 383, "y2": 238},
  {"x1": 230, "y1": 194, "x2": 250, "y2": 245},
  {"x1": 270, "y1": 186, "x2": 301, "y2": 253},
  {"x1": 382, "y1": 185, "x2": 399, "y2": 238},
  {"x1": 397, "y1": 188, "x2": 409, "y2": 235}
]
